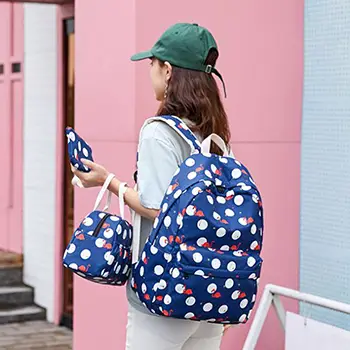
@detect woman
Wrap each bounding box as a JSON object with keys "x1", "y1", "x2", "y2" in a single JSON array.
[{"x1": 72, "y1": 22, "x2": 231, "y2": 350}]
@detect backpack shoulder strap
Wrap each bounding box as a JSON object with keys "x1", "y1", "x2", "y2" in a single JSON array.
[
  {"x1": 132, "y1": 115, "x2": 201, "y2": 263},
  {"x1": 139, "y1": 115, "x2": 201, "y2": 153}
]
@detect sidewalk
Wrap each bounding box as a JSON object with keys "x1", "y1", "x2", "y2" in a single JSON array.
[{"x1": 0, "y1": 321, "x2": 72, "y2": 350}]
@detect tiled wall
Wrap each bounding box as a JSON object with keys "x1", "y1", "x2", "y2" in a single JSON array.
[{"x1": 300, "y1": 0, "x2": 350, "y2": 329}]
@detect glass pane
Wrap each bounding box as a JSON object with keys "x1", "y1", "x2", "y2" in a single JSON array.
[{"x1": 11, "y1": 62, "x2": 21, "y2": 73}]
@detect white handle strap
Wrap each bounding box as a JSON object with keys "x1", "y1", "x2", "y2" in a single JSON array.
[
  {"x1": 93, "y1": 173, "x2": 115, "y2": 211},
  {"x1": 118, "y1": 182, "x2": 128, "y2": 219},
  {"x1": 132, "y1": 211, "x2": 141, "y2": 264},
  {"x1": 130, "y1": 183, "x2": 141, "y2": 264},
  {"x1": 201, "y1": 133, "x2": 229, "y2": 156}
]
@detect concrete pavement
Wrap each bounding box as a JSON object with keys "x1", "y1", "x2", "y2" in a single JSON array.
[{"x1": 0, "y1": 320, "x2": 72, "y2": 349}]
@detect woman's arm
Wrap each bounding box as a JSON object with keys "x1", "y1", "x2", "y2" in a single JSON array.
[
  {"x1": 71, "y1": 123, "x2": 181, "y2": 222},
  {"x1": 71, "y1": 160, "x2": 159, "y2": 221},
  {"x1": 107, "y1": 177, "x2": 159, "y2": 220}
]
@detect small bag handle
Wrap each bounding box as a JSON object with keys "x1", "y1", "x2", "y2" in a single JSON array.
[
  {"x1": 93, "y1": 174, "x2": 129, "y2": 220},
  {"x1": 201, "y1": 133, "x2": 230, "y2": 156},
  {"x1": 93, "y1": 173, "x2": 115, "y2": 212}
]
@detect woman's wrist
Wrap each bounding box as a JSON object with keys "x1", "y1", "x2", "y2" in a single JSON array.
[
  {"x1": 107, "y1": 177, "x2": 121, "y2": 194},
  {"x1": 100, "y1": 171, "x2": 113, "y2": 186}
]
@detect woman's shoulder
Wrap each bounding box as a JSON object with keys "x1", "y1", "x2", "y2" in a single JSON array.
[
  {"x1": 140, "y1": 118, "x2": 188, "y2": 148},
  {"x1": 140, "y1": 119, "x2": 168, "y2": 140}
]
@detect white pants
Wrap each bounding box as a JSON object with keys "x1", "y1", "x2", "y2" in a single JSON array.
[{"x1": 126, "y1": 304, "x2": 224, "y2": 350}]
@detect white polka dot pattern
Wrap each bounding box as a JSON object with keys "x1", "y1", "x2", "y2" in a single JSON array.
[{"x1": 63, "y1": 209, "x2": 132, "y2": 286}]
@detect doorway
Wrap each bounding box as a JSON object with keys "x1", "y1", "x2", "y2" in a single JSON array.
[{"x1": 61, "y1": 17, "x2": 74, "y2": 330}]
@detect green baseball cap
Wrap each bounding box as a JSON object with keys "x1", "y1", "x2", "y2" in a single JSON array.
[{"x1": 131, "y1": 23, "x2": 226, "y2": 96}]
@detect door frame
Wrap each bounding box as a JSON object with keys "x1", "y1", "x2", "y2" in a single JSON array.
[{"x1": 54, "y1": 3, "x2": 74, "y2": 326}]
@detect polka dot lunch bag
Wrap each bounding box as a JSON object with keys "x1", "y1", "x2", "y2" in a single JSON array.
[
  {"x1": 63, "y1": 174, "x2": 132, "y2": 286},
  {"x1": 131, "y1": 116, "x2": 264, "y2": 324}
]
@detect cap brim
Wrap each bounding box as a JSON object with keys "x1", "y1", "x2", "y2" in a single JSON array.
[{"x1": 130, "y1": 50, "x2": 153, "y2": 61}]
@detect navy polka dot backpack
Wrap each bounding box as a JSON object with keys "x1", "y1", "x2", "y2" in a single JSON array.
[
  {"x1": 131, "y1": 115, "x2": 264, "y2": 324},
  {"x1": 63, "y1": 174, "x2": 132, "y2": 286}
]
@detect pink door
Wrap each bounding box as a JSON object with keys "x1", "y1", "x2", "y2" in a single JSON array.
[{"x1": 0, "y1": 3, "x2": 24, "y2": 254}]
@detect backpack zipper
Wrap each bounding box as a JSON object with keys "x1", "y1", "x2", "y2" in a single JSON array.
[{"x1": 93, "y1": 214, "x2": 112, "y2": 237}]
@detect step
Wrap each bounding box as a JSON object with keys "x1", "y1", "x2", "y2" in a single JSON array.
[
  {"x1": 0, "y1": 266, "x2": 23, "y2": 286},
  {"x1": 0, "y1": 305, "x2": 46, "y2": 324},
  {"x1": 0, "y1": 285, "x2": 34, "y2": 308},
  {"x1": 0, "y1": 250, "x2": 23, "y2": 268}
]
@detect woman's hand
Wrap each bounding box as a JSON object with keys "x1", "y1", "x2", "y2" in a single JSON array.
[{"x1": 71, "y1": 159, "x2": 109, "y2": 188}]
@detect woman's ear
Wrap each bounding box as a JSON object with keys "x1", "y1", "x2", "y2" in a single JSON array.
[{"x1": 164, "y1": 61, "x2": 172, "y2": 82}]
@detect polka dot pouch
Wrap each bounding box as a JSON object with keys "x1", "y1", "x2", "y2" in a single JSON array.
[{"x1": 66, "y1": 127, "x2": 94, "y2": 172}]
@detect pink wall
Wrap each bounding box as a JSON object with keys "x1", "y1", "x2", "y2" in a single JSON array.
[
  {"x1": 74, "y1": 0, "x2": 303, "y2": 349},
  {"x1": 73, "y1": 0, "x2": 136, "y2": 349},
  {"x1": 0, "y1": 3, "x2": 24, "y2": 254}
]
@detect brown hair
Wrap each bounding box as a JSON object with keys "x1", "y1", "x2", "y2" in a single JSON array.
[{"x1": 156, "y1": 50, "x2": 231, "y2": 155}]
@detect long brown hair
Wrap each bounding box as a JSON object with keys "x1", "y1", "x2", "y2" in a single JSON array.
[{"x1": 156, "y1": 50, "x2": 230, "y2": 155}]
